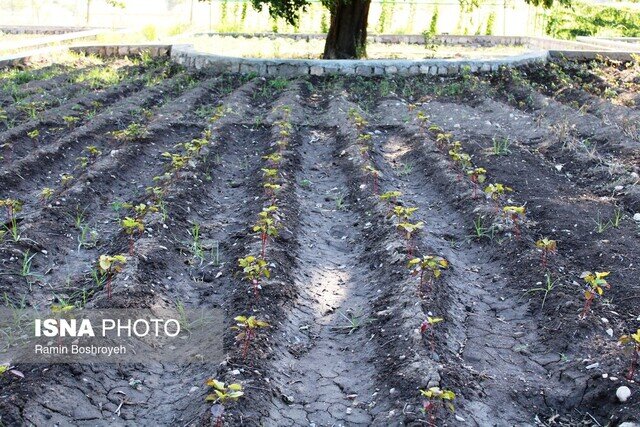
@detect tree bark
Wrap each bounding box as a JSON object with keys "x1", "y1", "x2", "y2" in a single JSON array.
[{"x1": 323, "y1": 0, "x2": 371, "y2": 59}]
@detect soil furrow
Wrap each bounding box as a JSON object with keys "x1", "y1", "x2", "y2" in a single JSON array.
[
  {"x1": 0, "y1": 65, "x2": 164, "y2": 160},
  {"x1": 0, "y1": 72, "x2": 187, "y2": 192},
  {"x1": 0, "y1": 63, "x2": 86, "y2": 106},
  {"x1": 368, "y1": 117, "x2": 552, "y2": 425},
  {"x1": 491, "y1": 68, "x2": 639, "y2": 156},
  {"x1": 418, "y1": 97, "x2": 640, "y2": 211},
  {"x1": 375, "y1": 98, "x2": 637, "y2": 423},
  {"x1": 415, "y1": 100, "x2": 640, "y2": 322},
  {"x1": 0, "y1": 80, "x2": 273, "y2": 426},
  {"x1": 4, "y1": 76, "x2": 247, "y2": 308},
  {"x1": 523, "y1": 64, "x2": 640, "y2": 141},
  {"x1": 265, "y1": 124, "x2": 381, "y2": 426},
  {"x1": 1, "y1": 62, "x2": 638, "y2": 427}
]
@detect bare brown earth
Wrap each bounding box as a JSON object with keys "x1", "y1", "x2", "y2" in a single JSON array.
[{"x1": 0, "y1": 57, "x2": 638, "y2": 426}]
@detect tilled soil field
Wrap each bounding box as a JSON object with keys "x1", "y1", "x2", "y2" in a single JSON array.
[{"x1": 0, "y1": 55, "x2": 638, "y2": 426}]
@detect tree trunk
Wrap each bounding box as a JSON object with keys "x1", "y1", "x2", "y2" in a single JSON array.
[{"x1": 323, "y1": 0, "x2": 371, "y2": 59}]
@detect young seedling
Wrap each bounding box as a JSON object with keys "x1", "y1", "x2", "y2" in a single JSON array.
[
  {"x1": 619, "y1": 329, "x2": 640, "y2": 380},
  {"x1": 263, "y1": 183, "x2": 281, "y2": 198},
  {"x1": 357, "y1": 133, "x2": 372, "y2": 158},
  {"x1": 363, "y1": 164, "x2": 381, "y2": 195},
  {"x1": 593, "y1": 212, "x2": 611, "y2": 234},
  {"x1": 77, "y1": 156, "x2": 90, "y2": 169},
  {"x1": 121, "y1": 217, "x2": 144, "y2": 255},
  {"x1": 484, "y1": 183, "x2": 513, "y2": 210},
  {"x1": 435, "y1": 132, "x2": 452, "y2": 150},
  {"x1": 97, "y1": 254, "x2": 127, "y2": 298},
  {"x1": 62, "y1": 115, "x2": 80, "y2": 128},
  {"x1": 111, "y1": 123, "x2": 149, "y2": 141},
  {"x1": 27, "y1": 129, "x2": 39, "y2": 140},
  {"x1": 182, "y1": 136, "x2": 210, "y2": 158},
  {"x1": 205, "y1": 379, "x2": 243, "y2": 427},
  {"x1": 524, "y1": 273, "x2": 556, "y2": 309},
  {"x1": 408, "y1": 255, "x2": 449, "y2": 294},
  {"x1": 162, "y1": 152, "x2": 190, "y2": 179},
  {"x1": 262, "y1": 168, "x2": 279, "y2": 183},
  {"x1": 392, "y1": 206, "x2": 418, "y2": 221},
  {"x1": 535, "y1": 238, "x2": 557, "y2": 268},
  {"x1": 611, "y1": 208, "x2": 623, "y2": 228},
  {"x1": 146, "y1": 185, "x2": 166, "y2": 202},
  {"x1": 60, "y1": 173, "x2": 74, "y2": 187},
  {"x1": 132, "y1": 203, "x2": 158, "y2": 220},
  {"x1": 263, "y1": 152, "x2": 282, "y2": 166},
  {"x1": 379, "y1": 191, "x2": 402, "y2": 208},
  {"x1": 146, "y1": 186, "x2": 168, "y2": 221},
  {"x1": 467, "y1": 167, "x2": 487, "y2": 198},
  {"x1": 580, "y1": 271, "x2": 611, "y2": 318},
  {"x1": 348, "y1": 108, "x2": 367, "y2": 129},
  {"x1": 0, "y1": 198, "x2": 22, "y2": 223},
  {"x1": 448, "y1": 143, "x2": 472, "y2": 171},
  {"x1": 253, "y1": 205, "x2": 279, "y2": 258},
  {"x1": 416, "y1": 111, "x2": 429, "y2": 129},
  {"x1": 503, "y1": 205, "x2": 526, "y2": 238},
  {"x1": 85, "y1": 145, "x2": 102, "y2": 158},
  {"x1": 238, "y1": 256, "x2": 270, "y2": 297},
  {"x1": 205, "y1": 379, "x2": 244, "y2": 403},
  {"x1": 420, "y1": 387, "x2": 455, "y2": 424},
  {"x1": 492, "y1": 136, "x2": 511, "y2": 156},
  {"x1": 397, "y1": 221, "x2": 424, "y2": 257},
  {"x1": 190, "y1": 223, "x2": 205, "y2": 264},
  {"x1": 209, "y1": 105, "x2": 227, "y2": 124},
  {"x1": 421, "y1": 316, "x2": 443, "y2": 350},
  {"x1": 232, "y1": 315, "x2": 269, "y2": 359}
]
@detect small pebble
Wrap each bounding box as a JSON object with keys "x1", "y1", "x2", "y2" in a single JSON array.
[{"x1": 616, "y1": 386, "x2": 631, "y2": 402}]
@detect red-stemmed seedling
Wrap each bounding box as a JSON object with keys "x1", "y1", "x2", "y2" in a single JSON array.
[
  {"x1": 97, "y1": 254, "x2": 127, "y2": 299},
  {"x1": 408, "y1": 255, "x2": 449, "y2": 295},
  {"x1": 232, "y1": 315, "x2": 269, "y2": 359},
  {"x1": 580, "y1": 271, "x2": 611, "y2": 318},
  {"x1": 420, "y1": 387, "x2": 455, "y2": 426},
  {"x1": 535, "y1": 238, "x2": 557, "y2": 268},
  {"x1": 619, "y1": 329, "x2": 640, "y2": 380}
]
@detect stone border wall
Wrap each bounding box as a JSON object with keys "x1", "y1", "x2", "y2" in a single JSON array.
[
  {"x1": 548, "y1": 50, "x2": 639, "y2": 62},
  {"x1": 193, "y1": 32, "x2": 534, "y2": 46},
  {"x1": 0, "y1": 44, "x2": 171, "y2": 68},
  {"x1": 170, "y1": 44, "x2": 549, "y2": 76},
  {"x1": 190, "y1": 33, "x2": 615, "y2": 51},
  {"x1": 575, "y1": 36, "x2": 640, "y2": 51},
  {"x1": 1, "y1": 29, "x2": 106, "y2": 56},
  {"x1": 1, "y1": 41, "x2": 638, "y2": 76},
  {"x1": 68, "y1": 44, "x2": 172, "y2": 58},
  {"x1": 0, "y1": 25, "x2": 94, "y2": 35}
]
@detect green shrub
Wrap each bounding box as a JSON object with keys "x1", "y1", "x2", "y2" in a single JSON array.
[
  {"x1": 486, "y1": 12, "x2": 495, "y2": 35},
  {"x1": 141, "y1": 24, "x2": 157, "y2": 41}
]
